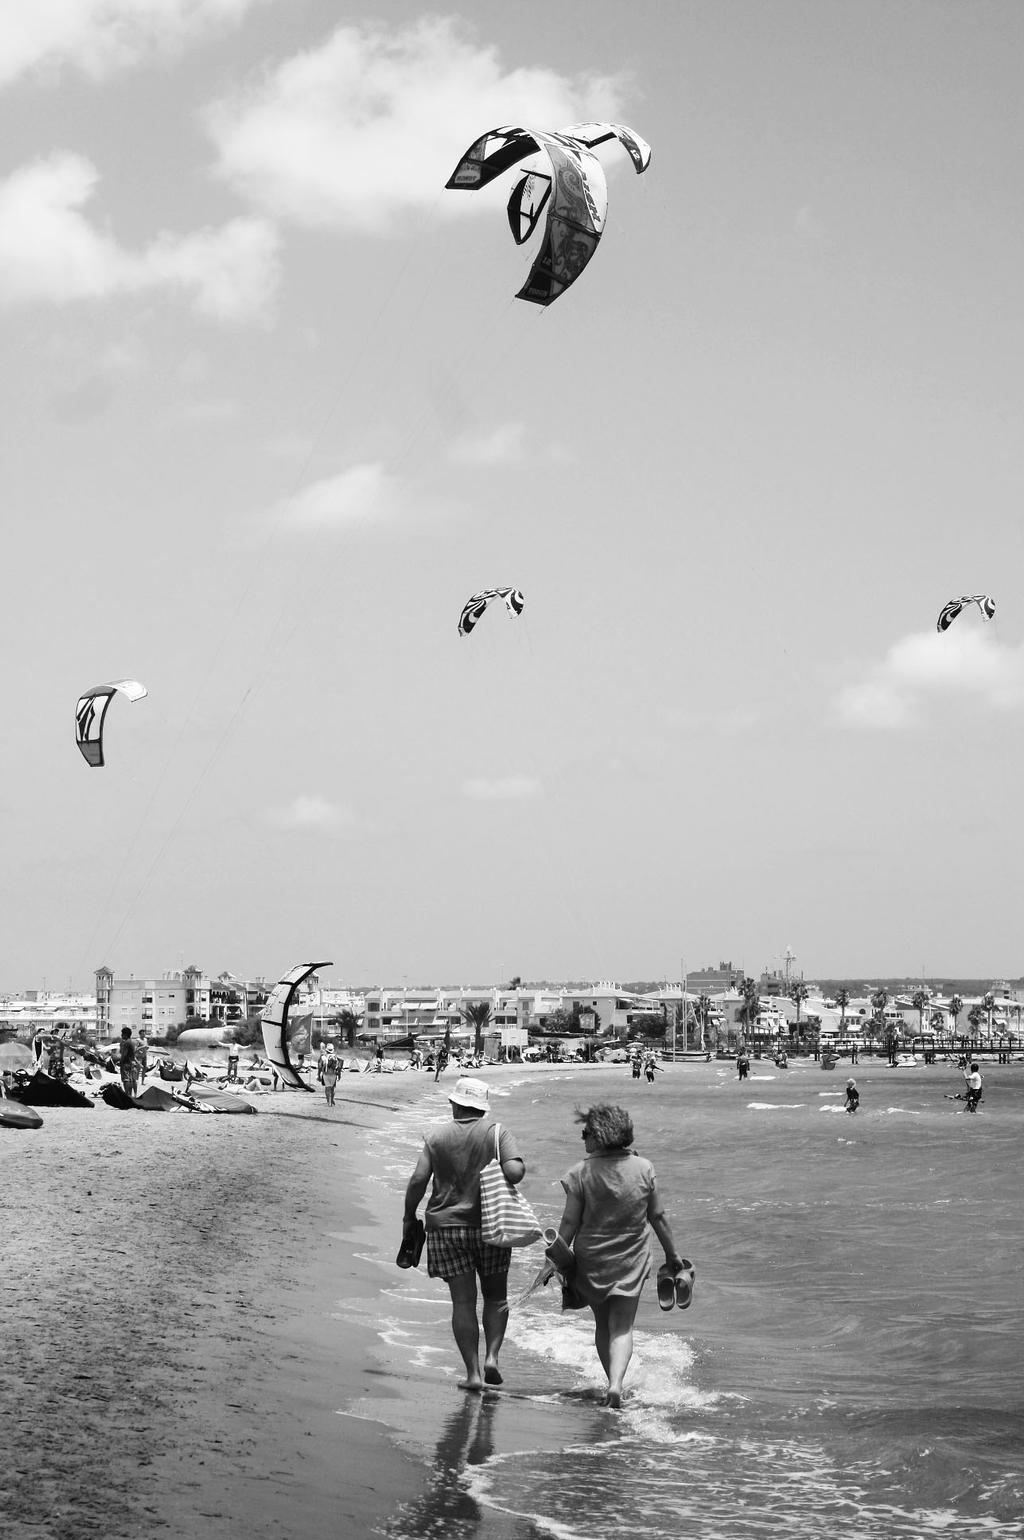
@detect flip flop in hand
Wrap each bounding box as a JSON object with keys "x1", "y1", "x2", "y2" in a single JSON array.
[{"x1": 674, "y1": 1259, "x2": 695, "y2": 1309}]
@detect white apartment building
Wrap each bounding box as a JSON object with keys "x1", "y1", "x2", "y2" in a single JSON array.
[{"x1": 0, "y1": 991, "x2": 99, "y2": 1040}]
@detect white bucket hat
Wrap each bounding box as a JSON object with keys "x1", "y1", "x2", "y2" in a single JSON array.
[{"x1": 448, "y1": 1076, "x2": 490, "y2": 1112}]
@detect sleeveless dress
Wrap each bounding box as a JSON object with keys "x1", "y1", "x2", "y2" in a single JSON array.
[{"x1": 560, "y1": 1148, "x2": 656, "y2": 1303}]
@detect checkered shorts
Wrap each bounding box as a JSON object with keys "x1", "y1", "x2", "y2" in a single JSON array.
[{"x1": 426, "y1": 1226, "x2": 512, "y2": 1281}]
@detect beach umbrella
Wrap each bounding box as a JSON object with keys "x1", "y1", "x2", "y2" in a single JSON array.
[{"x1": 0, "y1": 1040, "x2": 33, "y2": 1069}]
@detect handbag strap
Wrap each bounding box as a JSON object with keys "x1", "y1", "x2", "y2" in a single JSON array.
[{"x1": 492, "y1": 1121, "x2": 501, "y2": 1163}]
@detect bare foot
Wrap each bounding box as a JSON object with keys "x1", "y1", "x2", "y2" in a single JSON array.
[
  {"x1": 458, "y1": 1377, "x2": 484, "y2": 1392},
  {"x1": 605, "y1": 1390, "x2": 622, "y2": 1410},
  {"x1": 483, "y1": 1365, "x2": 503, "y2": 1386}
]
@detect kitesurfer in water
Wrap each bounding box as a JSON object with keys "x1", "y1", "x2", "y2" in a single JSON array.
[
  {"x1": 403, "y1": 1077, "x2": 526, "y2": 1391},
  {"x1": 964, "y1": 1062, "x2": 983, "y2": 1112}
]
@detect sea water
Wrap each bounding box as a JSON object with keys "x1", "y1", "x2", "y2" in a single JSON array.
[{"x1": 344, "y1": 1059, "x2": 1024, "y2": 1539}]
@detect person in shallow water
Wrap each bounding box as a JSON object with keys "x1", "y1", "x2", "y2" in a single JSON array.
[
  {"x1": 964, "y1": 1062, "x2": 983, "y2": 1112},
  {"x1": 553, "y1": 1103, "x2": 685, "y2": 1410},
  {"x1": 403, "y1": 1077, "x2": 526, "y2": 1391}
]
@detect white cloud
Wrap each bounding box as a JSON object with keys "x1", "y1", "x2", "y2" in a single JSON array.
[
  {"x1": 447, "y1": 422, "x2": 526, "y2": 467},
  {"x1": 207, "y1": 17, "x2": 624, "y2": 230},
  {"x1": 832, "y1": 628, "x2": 1024, "y2": 729},
  {"x1": 0, "y1": 153, "x2": 278, "y2": 320},
  {"x1": 267, "y1": 795, "x2": 358, "y2": 833},
  {"x1": 145, "y1": 215, "x2": 279, "y2": 321},
  {"x1": 0, "y1": 0, "x2": 270, "y2": 87},
  {"x1": 271, "y1": 463, "x2": 399, "y2": 531},
  {"x1": 462, "y1": 775, "x2": 542, "y2": 801}
]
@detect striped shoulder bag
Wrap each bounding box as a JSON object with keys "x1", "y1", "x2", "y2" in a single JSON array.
[{"x1": 479, "y1": 1123, "x2": 543, "y2": 1247}]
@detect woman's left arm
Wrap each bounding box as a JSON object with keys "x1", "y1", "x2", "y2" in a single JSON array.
[{"x1": 647, "y1": 1177, "x2": 684, "y2": 1270}]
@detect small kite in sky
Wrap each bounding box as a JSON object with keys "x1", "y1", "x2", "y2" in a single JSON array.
[
  {"x1": 936, "y1": 595, "x2": 996, "y2": 633},
  {"x1": 75, "y1": 679, "x2": 148, "y2": 767},
  {"x1": 458, "y1": 587, "x2": 525, "y2": 637},
  {"x1": 445, "y1": 122, "x2": 651, "y2": 305}
]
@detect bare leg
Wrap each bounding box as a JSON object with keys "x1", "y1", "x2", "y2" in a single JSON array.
[
  {"x1": 447, "y1": 1272, "x2": 484, "y2": 1390},
  {"x1": 592, "y1": 1295, "x2": 641, "y2": 1408},
  {"x1": 480, "y1": 1271, "x2": 509, "y2": 1384}
]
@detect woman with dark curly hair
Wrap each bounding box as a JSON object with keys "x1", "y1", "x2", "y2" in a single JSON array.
[{"x1": 553, "y1": 1103, "x2": 686, "y2": 1408}]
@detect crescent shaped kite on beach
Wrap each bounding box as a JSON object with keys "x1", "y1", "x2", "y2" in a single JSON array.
[
  {"x1": 75, "y1": 679, "x2": 148, "y2": 767},
  {"x1": 445, "y1": 121, "x2": 650, "y2": 306},
  {"x1": 260, "y1": 960, "x2": 331, "y2": 1091}
]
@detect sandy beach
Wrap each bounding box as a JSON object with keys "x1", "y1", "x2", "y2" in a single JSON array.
[
  {"x1": 1, "y1": 1063, "x2": 579, "y2": 1540},
  {"x1": 1, "y1": 1071, "x2": 437, "y2": 1540}
]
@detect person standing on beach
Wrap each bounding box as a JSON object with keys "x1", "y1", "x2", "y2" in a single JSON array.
[
  {"x1": 136, "y1": 1031, "x2": 149, "y2": 1088},
  {"x1": 118, "y1": 1028, "x2": 138, "y2": 1097},
  {"x1": 844, "y1": 1079, "x2": 859, "y2": 1113},
  {"x1": 403, "y1": 1077, "x2": 525, "y2": 1391},
  {"x1": 434, "y1": 1043, "x2": 449, "y2": 1083},
  {"x1": 321, "y1": 1044, "x2": 340, "y2": 1106},
  {"x1": 227, "y1": 1043, "x2": 240, "y2": 1083},
  {"x1": 552, "y1": 1103, "x2": 686, "y2": 1410}
]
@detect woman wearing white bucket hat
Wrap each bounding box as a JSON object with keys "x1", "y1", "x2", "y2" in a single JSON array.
[{"x1": 403, "y1": 1076, "x2": 526, "y2": 1390}]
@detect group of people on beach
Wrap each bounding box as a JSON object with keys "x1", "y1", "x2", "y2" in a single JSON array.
[{"x1": 402, "y1": 1076, "x2": 689, "y2": 1409}]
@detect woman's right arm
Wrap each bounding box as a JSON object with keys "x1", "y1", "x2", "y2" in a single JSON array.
[{"x1": 647, "y1": 1178, "x2": 684, "y2": 1270}]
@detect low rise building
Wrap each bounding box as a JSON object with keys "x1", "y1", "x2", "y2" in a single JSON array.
[
  {"x1": 94, "y1": 965, "x2": 271, "y2": 1041},
  {"x1": 0, "y1": 991, "x2": 98, "y2": 1041}
]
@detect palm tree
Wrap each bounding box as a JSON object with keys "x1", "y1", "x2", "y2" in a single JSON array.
[
  {"x1": 949, "y1": 994, "x2": 963, "y2": 1041},
  {"x1": 790, "y1": 979, "x2": 808, "y2": 1027},
  {"x1": 740, "y1": 976, "x2": 759, "y2": 1047},
  {"x1": 911, "y1": 989, "x2": 929, "y2": 1043},
  {"x1": 982, "y1": 992, "x2": 996, "y2": 1042},
  {"x1": 694, "y1": 994, "x2": 711, "y2": 1051},
  {"x1": 868, "y1": 988, "x2": 888, "y2": 1055},
  {"x1": 967, "y1": 1004, "x2": 983, "y2": 1044},
  {"x1": 334, "y1": 1009, "x2": 361, "y2": 1049},
  {"x1": 462, "y1": 1000, "x2": 492, "y2": 1059},
  {"x1": 835, "y1": 987, "x2": 850, "y2": 1039}
]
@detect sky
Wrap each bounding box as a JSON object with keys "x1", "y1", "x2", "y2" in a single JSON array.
[{"x1": 2, "y1": 0, "x2": 1023, "y2": 992}]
